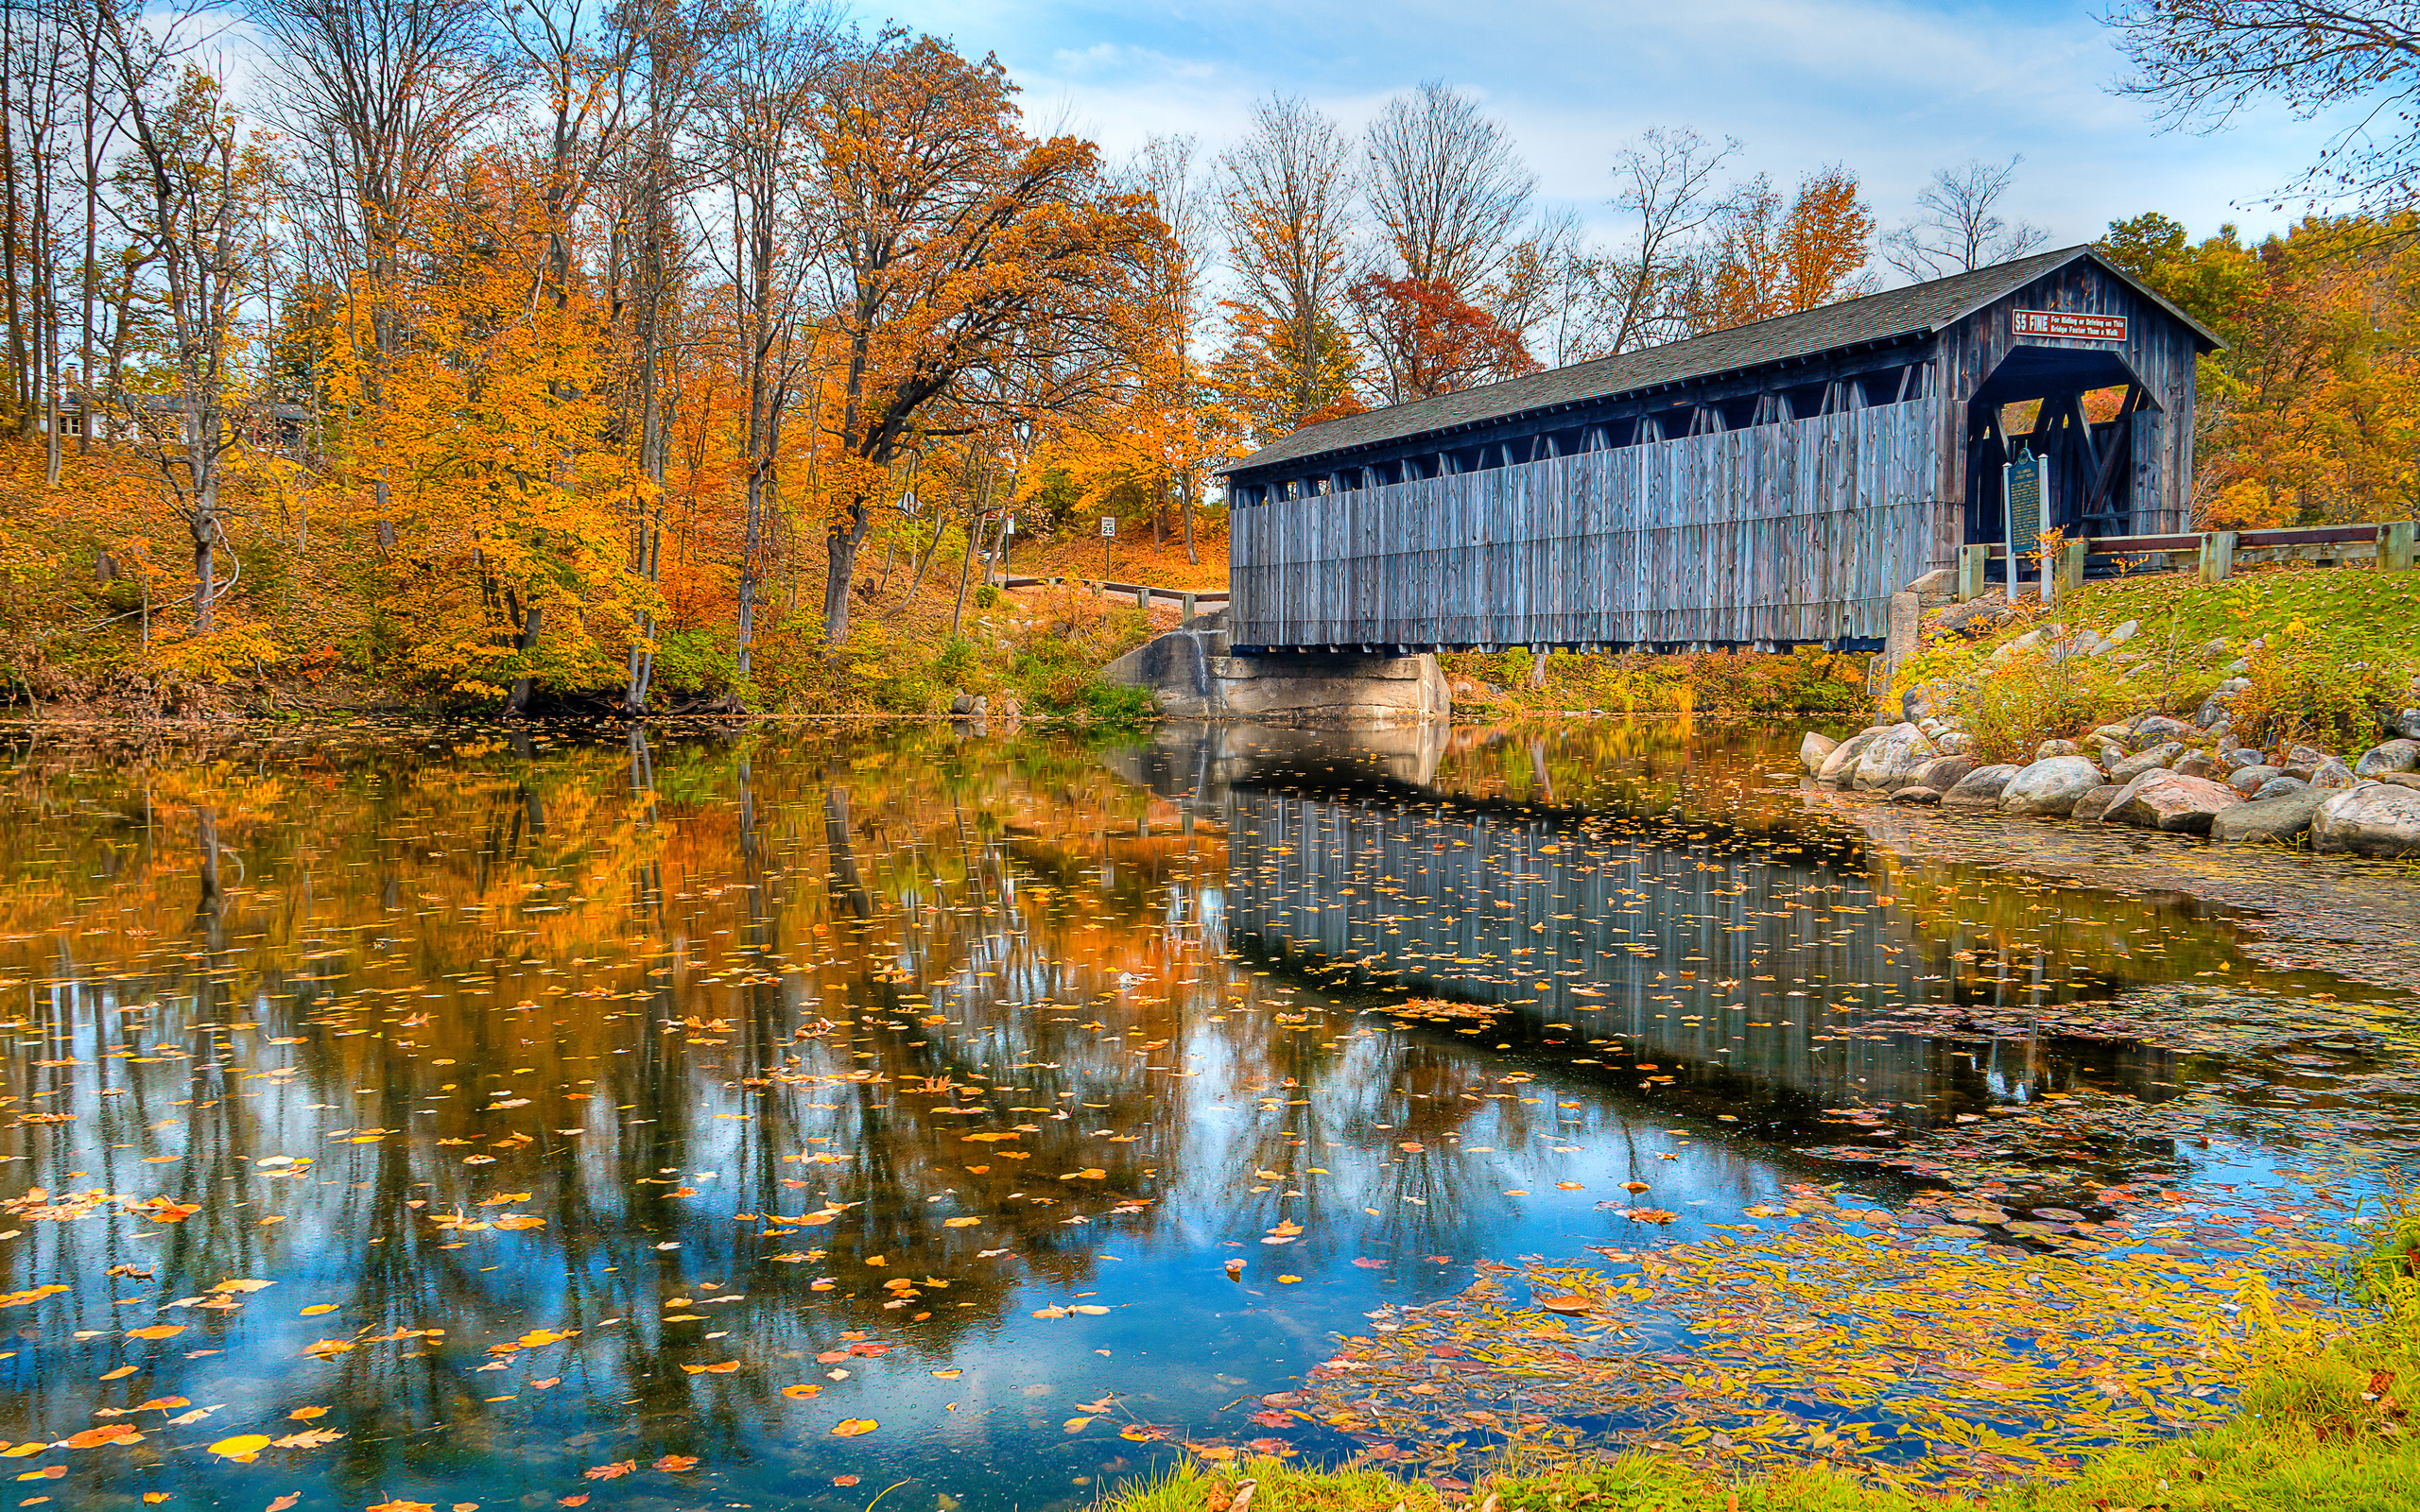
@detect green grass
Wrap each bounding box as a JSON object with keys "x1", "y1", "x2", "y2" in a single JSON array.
[{"x1": 1095, "y1": 1204, "x2": 2420, "y2": 1512}]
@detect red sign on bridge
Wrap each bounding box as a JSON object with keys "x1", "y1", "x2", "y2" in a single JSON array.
[{"x1": 2013, "y1": 307, "x2": 2127, "y2": 341}]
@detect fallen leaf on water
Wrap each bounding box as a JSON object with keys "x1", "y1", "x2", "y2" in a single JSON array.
[
  {"x1": 133, "y1": 1399, "x2": 188, "y2": 1413},
  {"x1": 1063, "y1": 1417, "x2": 1092, "y2": 1433},
  {"x1": 1556, "y1": 1182, "x2": 1585, "y2": 1191},
  {"x1": 206, "y1": 1435, "x2": 273, "y2": 1463},
  {"x1": 144, "y1": 1495, "x2": 171, "y2": 1505},
  {"x1": 943, "y1": 1216, "x2": 981, "y2": 1228},
  {"x1": 289, "y1": 1407, "x2": 327, "y2": 1420},
  {"x1": 831, "y1": 1418, "x2": 877, "y2": 1437},
  {"x1": 272, "y1": 1430, "x2": 344, "y2": 1450},
  {"x1": 301, "y1": 1305, "x2": 337, "y2": 1316},
  {"x1": 1535, "y1": 1296, "x2": 1596, "y2": 1314},
  {"x1": 931, "y1": 1369, "x2": 961, "y2": 1379},
  {"x1": 124, "y1": 1325, "x2": 185, "y2": 1341},
  {"x1": 15, "y1": 1467, "x2": 64, "y2": 1482},
  {"x1": 266, "y1": 1496, "x2": 299, "y2": 1512},
  {"x1": 557, "y1": 1499, "x2": 587, "y2": 1508},
  {"x1": 582, "y1": 1461, "x2": 634, "y2": 1481},
  {"x1": 780, "y1": 1383, "x2": 821, "y2": 1400},
  {"x1": 61, "y1": 1425, "x2": 142, "y2": 1448},
  {"x1": 680, "y1": 1362, "x2": 738, "y2": 1375},
  {"x1": 100, "y1": 1366, "x2": 136, "y2": 1381},
  {"x1": 832, "y1": 1476, "x2": 860, "y2": 1487},
  {"x1": 652, "y1": 1455, "x2": 698, "y2": 1472}
]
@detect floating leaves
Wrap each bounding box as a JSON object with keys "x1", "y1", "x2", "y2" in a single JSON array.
[
  {"x1": 206, "y1": 1435, "x2": 273, "y2": 1463},
  {"x1": 831, "y1": 1418, "x2": 877, "y2": 1437}
]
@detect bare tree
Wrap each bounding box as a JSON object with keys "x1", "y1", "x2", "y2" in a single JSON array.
[
  {"x1": 2111, "y1": 0, "x2": 2420, "y2": 213},
  {"x1": 1880, "y1": 156, "x2": 2047, "y2": 280},
  {"x1": 1362, "y1": 79, "x2": 1534, "y2": 296},
  {"x1": 1219, "y1": 93, "x2": 1359, "y2": 433},
  {"x1": 1600, "y1": 126, "x2": 1736, "y2": 353},
  {"x1": 1132, "y1": 132, "x2": 1215, "y2": 562}
]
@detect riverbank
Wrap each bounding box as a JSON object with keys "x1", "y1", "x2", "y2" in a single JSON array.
[{"x1": 1095, "y1": 1206, "x2": 2420, "y2": 1512}]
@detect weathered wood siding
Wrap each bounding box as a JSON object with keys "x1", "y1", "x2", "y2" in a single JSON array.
[
  {"x1": 1931, "y1": 262, "x2": 2199, "y2": 535},
  {"x1": 1230, "y1": 396, "x2": 1942, "y2": 652}
]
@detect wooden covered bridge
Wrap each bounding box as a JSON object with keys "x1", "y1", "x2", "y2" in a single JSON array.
[{"x1": 1220, "y1": 247, "x2": 2219, "y2": 654}]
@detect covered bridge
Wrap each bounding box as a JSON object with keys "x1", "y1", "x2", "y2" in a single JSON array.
[{"x1": 1220, "y1": 246, "x2": 2220, "y2": 654}]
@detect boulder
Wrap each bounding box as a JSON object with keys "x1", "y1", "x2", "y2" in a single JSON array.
[
  {"x1": 1935, "y1": 597, "x2": 2009, "y2": 637},
  {"x1": 1851, "y1": 724, "x2": 1939, "y2": 791},
  {"x1": 1800, "y1": 730, "x2": 1840, "y2": 775},
  {"x1": 2107, "y1": 619, "x2": 2139, "y2": 644},
  {"x1": 1999, "y1": 756, "x2": 2107, "y2": 817},
  {"x1": 2227, "y1": 765, "x2": 2283, "y2": 798},
  {"x1": 2131, "y1": 713, "x2": 2199, "y2": 746},
  {"x1": 2174, "y1": 749, "x2": 2227, "y2": 781},
  {"x1": 2380, "y1": 771, "x2": 2420, "y2": 793},
  {"x1": 2354, "y1": 739, "x2": 2420, "y2": 777},
  {"x1": 1907, "y1": 756, "x2": 1977, "y2": 793},
  {"x1": 2036, "y1": 738, "x2": 2082, "y2": 760},
  {"x1": 1890, "y1": 786, "x2": 1944, "y2": 805},
  {"x1": 2109, "y1": 743, "x2": 2185, "y2": 783},
  {"x1": 2103, "y1": 770, "x2": 2242, "y2": 834},
  {"x1": 1817, "y1": 727, "x2": 1889, "y2": 787},
  {"x1": 2312, "y1": 783, "x2": 2420, "y2": 858},
  {"x1": 2211, "y1": 789, "x2": 2325, "y2": 845},
  {"x1": 2391, "y1": 708, "x2": 2420, "y2": 741},
  {"x1": 1942, "y1": 765, "x2": 2022, "y2": 808},
  {"x1": 1937, "y1": 730, "x2": 1976, "y2": 756},
  {"x1": 2311, "y1": 758, "x2": 2359, "y2": 791},
  {"x1": 2252, "y1": 776, "x2": 2311, "y2": 802},
  {"x1": 2282, "y1": 743, "x2": 2334, "y2": 777},
  {"x1": 2221, "y1": 748, "x2": 2269, "y2": 771},
  {"x1": 2071, "y1": 784, "x2": 2129, "y2": 823},
  {"x1": 2087, "y1": 724, "x2": 2135, "y2": 747}
]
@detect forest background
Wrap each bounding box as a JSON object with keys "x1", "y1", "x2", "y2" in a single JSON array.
[{"x1": 2, "y1": 0, "x2": 2416, "y2": 718}]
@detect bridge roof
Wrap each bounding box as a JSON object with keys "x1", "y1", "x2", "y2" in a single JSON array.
[{"x1": 1225, "y1": 245, "x2": 2220, "y2": 478}]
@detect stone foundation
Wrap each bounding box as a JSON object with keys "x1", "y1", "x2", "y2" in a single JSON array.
[{"x1": 1103, "y1": 617, "x2": 1451, "y2": 723}]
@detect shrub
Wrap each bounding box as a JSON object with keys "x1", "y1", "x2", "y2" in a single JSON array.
[{"x1": 973, "y1": 583, "x2": 1001, "y2": 610}]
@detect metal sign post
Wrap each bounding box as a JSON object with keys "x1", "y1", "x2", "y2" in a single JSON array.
[
  {"x1": 2005, "y1": 449, "x2": 2047, "y2": 604},
  {"x1": 1100, "y1": 515, "x2": 1115, "y2": 582}
]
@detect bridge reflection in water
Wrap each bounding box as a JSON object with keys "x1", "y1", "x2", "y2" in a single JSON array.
[{"x1": 1119, "y1": 721, "x2": 2207, "y2": 1129}]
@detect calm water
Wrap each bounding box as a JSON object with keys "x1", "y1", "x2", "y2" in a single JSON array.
[{"x1": 0, "y1": 719, "x2": 2410, "y2": 1510}]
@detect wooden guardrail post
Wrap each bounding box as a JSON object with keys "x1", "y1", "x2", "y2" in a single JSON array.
[
  {"x1": 1181, "y1": 592, "x2": 1197, "y2": 623},
  {"x1": 1134, "y1": 584, "x2": 1151, "y2": 610},
  {"x1": 1956, "y1": 543, "x2": 1989, "y2": 602},
  {"x1": 2198, "y1": 531, "x2": 2238, "y2": 583},
  {"x1": 2056, "y1": 540, "x2": 2086, "y2": 598},
  {"x1": 2386, "y1": 521, "x2": 2417, "y2": 572}
]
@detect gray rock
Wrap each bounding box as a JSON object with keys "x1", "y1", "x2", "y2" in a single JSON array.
[
  {"x1": 1852, "y1": 723, "x2": 1939, "y2": 792},
  {"x1": 1890, "y1": 786, "x2": 1944, "y2": 805},
  {"x1": 1817, "y1": 727, "x2": 1889, "y2": 788},
  {"x1": 2109, "y1": 743, "x2": 2185, "y2": 783},
  {"x1": 1999, "y1": 756, "x2": 2108, "y2": 817},
  {"x1": 2105, "y1": 770, "x2": 2242, "y2": 834},
  {"x1": 1942, "y1": 765, "x2": 2022, "y2": 808},
  {"x1": 2221, "y1": 748, "x2": 2269, "y2": 772},
  {"x1": 2211, "y1": 790, "x2": 2325, "y2": 845},
  {"x1": 1905, "y1": 567, "x2": 1955, "y2": 594},
  {"x1": 2311, "y1": 759, "x2": 2359, "y2": 791},
  {"x1": 2071, "y1": 784, "x2": 2129, "y2": 823},
  {"x1": 1907, "y1": 756, "x2": 1977, "y2": 793},
  {"x1": 1917, "y1": 717, "x2": 1946, "y2": 740},
  {"x1": 2390, "y1": 708, "x2": 2420, "y2": 741},
  {"x1": 2087, "y1": 724, "x2": 2136, "y2": 747},
  {"x1": 2354, "y1": 739, "x2": 2420, "y2": 777},
  {"x1": 2132, "y1": 714, "x2": 2200, "y2": 746},
  {"x1": 947, "y1": 693, "x2": 978, "y2": 715},
  {"x1": 1936, "y1": 597, "x2": 2010, "y2": 637},
  {"x1": 2173, "y1": 749, "x2": 2227, "y2": 781},
  {"x1": 2095, "y1": 740, "x2": 2128, "y2": 770},
  {"x1": 2107, "y1": 619, "x2": 2139, "y2": 644},
  {"x1": 2253, "y1": 776, "x2": 2311, "y2": 802},
  {"x1": 2284, "y1": 743, "x2": 2334, "y2": 773},
  {"x1": 2035, "y1": 738, "x2": 2082, "y2": 759},
  {"x1": 1936, "y1": 730, "x2": 1976, "y2": 756},
  {"x1": 2194, "y1": 695, "x2": 2235, "y2": 729},
  {"x1": 1800, "y1": 730, "x2": 1840, "y2": 775},
  {"x1": 2312, "y1": 783, "x2": 2420, "y2": 858},
  {"x1": 2228, "y1": 765, "x2": 2283, "y2": 798}
]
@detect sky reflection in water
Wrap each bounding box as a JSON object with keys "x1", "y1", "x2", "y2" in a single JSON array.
[{"x1": 0, "y1": 719, "x2": 2399, "y2": 1510}]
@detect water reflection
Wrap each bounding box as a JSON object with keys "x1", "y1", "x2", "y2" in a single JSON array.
[{"x1": 0, "y1": 720, "x2": 2394, "y2": 1510}]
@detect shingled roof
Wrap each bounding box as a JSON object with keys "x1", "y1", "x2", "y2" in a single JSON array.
[{"x1": 1225, "y1": 246, "x2": 2221, "y2": 477}]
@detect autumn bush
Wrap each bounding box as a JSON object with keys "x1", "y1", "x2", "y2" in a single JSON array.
[{"x1": 1447, "y1": 646, "x2": 1871, "y2": 717}]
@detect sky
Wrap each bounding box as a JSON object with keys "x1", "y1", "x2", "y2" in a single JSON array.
[{"x1": 903, "y1": 0, "x2": 2353, "y2": 262}]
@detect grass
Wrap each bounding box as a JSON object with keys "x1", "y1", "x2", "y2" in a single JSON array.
[
  {"x1": 1094, "y1": 1204, "x2": 2420, "y2": 1512},
  {"x1": 1899, "y1": 563, "x2": 2420, "y2": 759}
]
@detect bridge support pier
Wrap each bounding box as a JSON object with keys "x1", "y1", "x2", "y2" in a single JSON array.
[{"x1": 1105, "y1": 621, "x2": 1450, "y2": 723}]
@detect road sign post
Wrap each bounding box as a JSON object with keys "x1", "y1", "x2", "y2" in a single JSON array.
[{"x1": 1100, "y1": 515, "x2": 1115, "y2": 582}]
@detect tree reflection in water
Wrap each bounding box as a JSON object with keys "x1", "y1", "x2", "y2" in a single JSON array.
[{"x1": 0, "y1": 720, "x2": 2372, "y2": 1510}]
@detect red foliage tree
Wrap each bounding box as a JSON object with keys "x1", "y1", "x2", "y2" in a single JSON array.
[{"x1": 1346, "y1": 273, "x2": 1537, "y2": 404}]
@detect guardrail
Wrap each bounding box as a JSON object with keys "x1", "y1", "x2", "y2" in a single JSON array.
[
  {"x1": 1957, "y1": 520, "x2": 2416, "y2": 600},
  {"x1": 996, "y1": 575, "x2": 1230, "y2": 617}
]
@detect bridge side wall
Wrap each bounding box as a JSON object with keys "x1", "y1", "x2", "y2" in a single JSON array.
[{"x1": 1230, "y1": 394, "x2": 1945, "y2": 652}]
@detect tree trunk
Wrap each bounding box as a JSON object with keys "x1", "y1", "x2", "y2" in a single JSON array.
[
  {"x1": 506, "y1": 602, "x2": 543, "y2": 714},
  {"x1": 821, "y1": 495, "x2": 873, "y2": 644}
]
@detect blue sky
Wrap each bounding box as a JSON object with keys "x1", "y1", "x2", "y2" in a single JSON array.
[{"x1": 906, "y1": 0, "x2": 2350, "y2": 258}]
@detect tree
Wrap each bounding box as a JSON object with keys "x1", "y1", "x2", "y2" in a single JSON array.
[
  {"x1": 1217, "y1": 94, "x2": 1360, "y2": 438},
  {"x1": 1597, "y1": 126, "x2": 1736, "y2": 354},
  {"x1": 802, "y1": 28, "x2": 1156, "y2": 645},
  {"x1": 2111, "y1": 0, "x2": 2420, "y2": 214},
  {"x1": 1881, "y1": 156, "x2": 2047, "y2": 280},
  {"x1": 1362, "y1": 80, "x2": 1533, "y2": 298},
  {"x1": 1345, "y1": 272, "x2": 1536, "y2": 404},
  {"x1": 1695, "y1": 166, "x2": 1876, "y2": 331}
]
